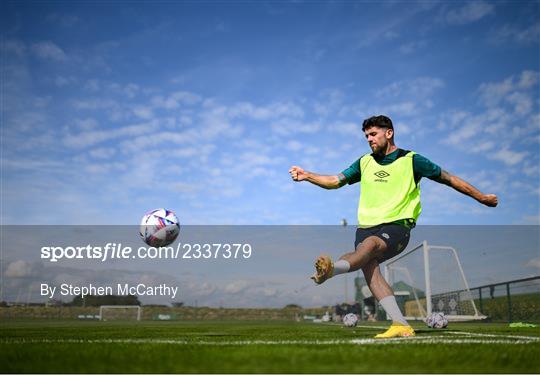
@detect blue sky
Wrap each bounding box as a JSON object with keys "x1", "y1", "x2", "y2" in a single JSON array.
[
  {"x1": 3, "y1": 1, "x2": 540, "y2": 308},
  {"x1": 2, "y1": 1, "x2": 539, "y2": 226}
]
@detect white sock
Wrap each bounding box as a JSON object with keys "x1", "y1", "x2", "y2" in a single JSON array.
[
  {"x1": 379, "y1": 295, "x2": 409, "y2": 326},
  {"x1": 332, "y1": 260, "x2": 350, "y2": 276}
]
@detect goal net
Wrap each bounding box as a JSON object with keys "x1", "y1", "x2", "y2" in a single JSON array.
[
  {"x1": 99, "y1": 305, "x2": 142, "y2": 321},
  {"x1": 384, "y1": 241, "x2": 485, "y2": 321}
]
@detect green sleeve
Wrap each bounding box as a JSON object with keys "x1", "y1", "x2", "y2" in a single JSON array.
[
  {"x1": 412, "y1": 154, "x2": 441, "y2": 182},
  {"x1": 341, "y1": 158, "x2": 361, "y2": 185}
]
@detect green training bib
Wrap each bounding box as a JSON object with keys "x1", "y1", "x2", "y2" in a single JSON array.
[{"x1": 358, "y1": 151, "x2": 421, "y2": 227}]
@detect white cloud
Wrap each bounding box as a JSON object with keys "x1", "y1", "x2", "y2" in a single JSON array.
[
  {"x1": 286, "y1": 140, "x2": 303, "y2": 151},
  {"x1": 488, "y1": 148, "x2": 528, "y2": 166},
  {"x1": 121, "y1": 131, "x2": 193, "y2": 153},
  {"x1": 506, "y1": 92, "x2": 532, "y2": 116},
  {"x1": 394, "y1": 122, "x2": 411, "y2": 135},
  {"x1": 239, "y1": 152, "x2": 283, "y2": 168},
  {"x1": 521, "y1": 160, "x2": 540, "y2": 177},
  {"x1": 329, "y1": 122, "x2": 361, "y2": 137},
  {"x1": 525, "y1": 257, "x2": 540, "y2": 268},
  {"x1": 63, "y1": 120, "x2": 159, "y2": 148},
  {"x1": 184, "y1": 281, "x2": 217, "y2": 297},
  {"x1": 85, "y1": 161, "x2": 126, "y2": 174},
  {"x1": 478, "y1": 70, "x2": 539, "y2": 108},
  {"x1": 132, "y1": 106, "x2": 153, "y2": 119},
  {"x1": 74, "y1": 118, "x2": 99, "y2": 130},
  {"x1": 493, "y1": 22, "x2": 540, "y2": 45},
  {"x1": 446, "y1": 1, "x2": 494, "y2": 25},
  {"x1": 235, "y1": 138, "x2": 272, "y2": 153},
  {"x1": 271, "y1": 119, "x2": 321, "y2": 136},
  {"x1": 478, "y1": 77, "x2": 512, "y2": 107},
  {"x1": 179, "y1": 115, "x2": 192, "y2": 126},
  {"x1": 151, "y1": 91, "x2": 201, "y2": 109},
  {"x1": 31, "y1": 41, "x2": 67, "y2": 61},
  {"x1": 151, "y1": 95, "x2": 180, "y2": 109},
  {"x1": 81, "y1": 80, "x2": 140, "y2": 98},
  {"x1": 224, "y1": 280, "x2": 250, "y2": 294},
  {"x1": 312, "y1": 89, "x2": 345, "y2": 118},
  {"x1": 228, "y1": 101, "x2": 304, "y2": 120},
  {"x1": 173, "y1": 182, "x2": 201, "y2": 193},
  {"x1": 439, "y1": 70, "x2": 540, "y2": 158},
  {"x1": 72, "y1": 97, "x2": 118, "y2": 110},
  {"x1": 474, "y1": 141, "x2": 495, "y2": 153},
  {"x1": 5, "y1": 260, "x2": 33, "y2": 278},
  {"x1": 441, "y1": 100, "x2": 533, "y2": 166},
  {"x1": 444, "y1": 121, "x2": 481, "y2": 145},
  {"x1": 2, "y1": 159, "x2": 65, "y2": 171},
  {"x1": 171, "y1": 145, "x2": 211, "y2": 158},
  {"x1": 262, "y1": 287, "x2": 278, "y2": 297},
  {"x1": 89, "y1": 147, "x2": 116, "y2": 159},
  {"x1": 518, "y1": 70, "x2": 540, "y2": 89},
  {"x1": 283, "y1": 140, "x2": 319, "y2": 155},
  {"x1": 399, "y1": 40, "x2": 426, "y2": 54},
  {"x1": 376, "y1": 77, "x2": 445, "y2": 99},
  {"x1": 54, "y1": 75, "x2": 77, "y2": 87},
  {"x1": 111, "y1": 83, "x2": 140, "y2": 99},
  {"x1": 440, "y1": 107, "x2": 512, "y2": 146},
  {"x1": 351, "y1": 3, "x2": 433, "y2": 49},
  {"x1": 386, "y1": 101, "x2": 418, "y2": 117},
  {"x1": 383, "y1": 30, "x2": 399, "y2": 40},
  {"x1": 437, "y1": 110, "x2": 467, "y2": 132}
]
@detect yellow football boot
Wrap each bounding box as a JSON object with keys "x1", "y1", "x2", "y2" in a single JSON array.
[
  {"x1": 374, "y1": 323, "x2": 415, "y2": 339},
  {"x1": 310, "y1": 255, "x2": 334, "y2": 284}
]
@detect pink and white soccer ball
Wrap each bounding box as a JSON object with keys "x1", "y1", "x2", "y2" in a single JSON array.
[
  {"x1": 426, "y1": 312, "x2": 448, "y2": 329},
  {"x1": 139, "y1": 209, "x2": 180, "y2": 247},
  {"x1": 343, "y1": 313, "x2": 358, "y2": 327}
]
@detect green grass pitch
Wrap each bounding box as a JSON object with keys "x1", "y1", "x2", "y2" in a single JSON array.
[{"x1": 1, "y1": 320, "x2": 539, "y2": 373}]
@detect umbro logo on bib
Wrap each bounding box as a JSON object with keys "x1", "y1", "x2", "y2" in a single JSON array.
[{"x1": 373, "y1": 170, "x2": 390, "y2": 182}]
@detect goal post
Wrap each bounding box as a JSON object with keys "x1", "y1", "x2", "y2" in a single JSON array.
[
  {"x1": 384, "y1": 241, "x2": 485, "y2": 322},
  {"x1": 99, "y1": 305, "x2": 142, "y2": 321}
]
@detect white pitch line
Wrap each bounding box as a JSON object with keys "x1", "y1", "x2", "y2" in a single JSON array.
[
  {"x1": 353, "y1": 324, "x2": 389, "y2": 329},
  {"x1": 332, "y1": 324, "x2": 540, "y2": 342},
  {"x1": 1, "y1": 336, "x2": 537, "y2": 346},
  {"x1": 445, "y1": 331, "x2": 540, "y2": 341}
]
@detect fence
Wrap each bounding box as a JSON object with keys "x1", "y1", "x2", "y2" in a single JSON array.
[
  {"x1": 469, "y1": 276, "x2": 540, "y2": 323},
  {"x1": 0, "y1": 305, "x2": 327, "y2": 321}
]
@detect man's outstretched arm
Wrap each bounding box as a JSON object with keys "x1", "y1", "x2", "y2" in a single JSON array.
[
  {"x1": 435, "y1": 170, "x2": 498, "y2": 207},
  {"x1": 289, "y1": 166, "x2": 347, "y2": 189}
]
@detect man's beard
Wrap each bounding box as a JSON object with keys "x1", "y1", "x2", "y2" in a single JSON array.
[{"x1": 371, "y1": 144, "x2": 384, "y2": 155}]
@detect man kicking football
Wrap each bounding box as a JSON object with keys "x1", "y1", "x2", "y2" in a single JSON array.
[{"x1": 289, "y1": 115, "x2": 498, "y2": 338}]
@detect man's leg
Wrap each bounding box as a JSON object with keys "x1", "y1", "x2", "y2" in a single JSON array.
[
  {"x1": 313, "y1": 224, "x2": 410, "y2": 284},
  {"x1": 311, "y1": 236, "x2": 384, "y2": 284},
  {"x1": 341, "y1": 236, "x2": 386, "y2": 271},
  {"x1": 362, "y1": 259, "x2": 408, "y2": 326},
  {"x1": 362, "y1": 258, "x2": 415, "y2": 338}
]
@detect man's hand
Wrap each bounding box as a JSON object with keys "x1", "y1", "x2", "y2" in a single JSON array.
[
  {"x1": 289, "y1": 166, "x2": 308, "y2": 181},
  {"x1": 480, "y1": 194, "x2": 498, "y2": 207},
  {"x1": 289, "y1": 166, "x2": 343, "y2": 189}
]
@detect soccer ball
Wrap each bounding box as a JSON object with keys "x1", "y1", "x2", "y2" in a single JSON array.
[
  {"x1": 426, "y1": 312, "x2": 448, "y2": 329},
  {"x1": 343, "y1": 313, "x2": 358, "y2": 327},
  {"x1": 139, "y1": 209, "x2": 180, "y2": 247}
]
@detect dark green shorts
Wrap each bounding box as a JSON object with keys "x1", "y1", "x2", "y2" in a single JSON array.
[{"x1": 354, "y1": 223, "x2": 411, "y2": 263}]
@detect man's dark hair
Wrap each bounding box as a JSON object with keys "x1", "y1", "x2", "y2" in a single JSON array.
[{"x1": 361, "y1": 115, "x2": 394, "y2": 131}]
